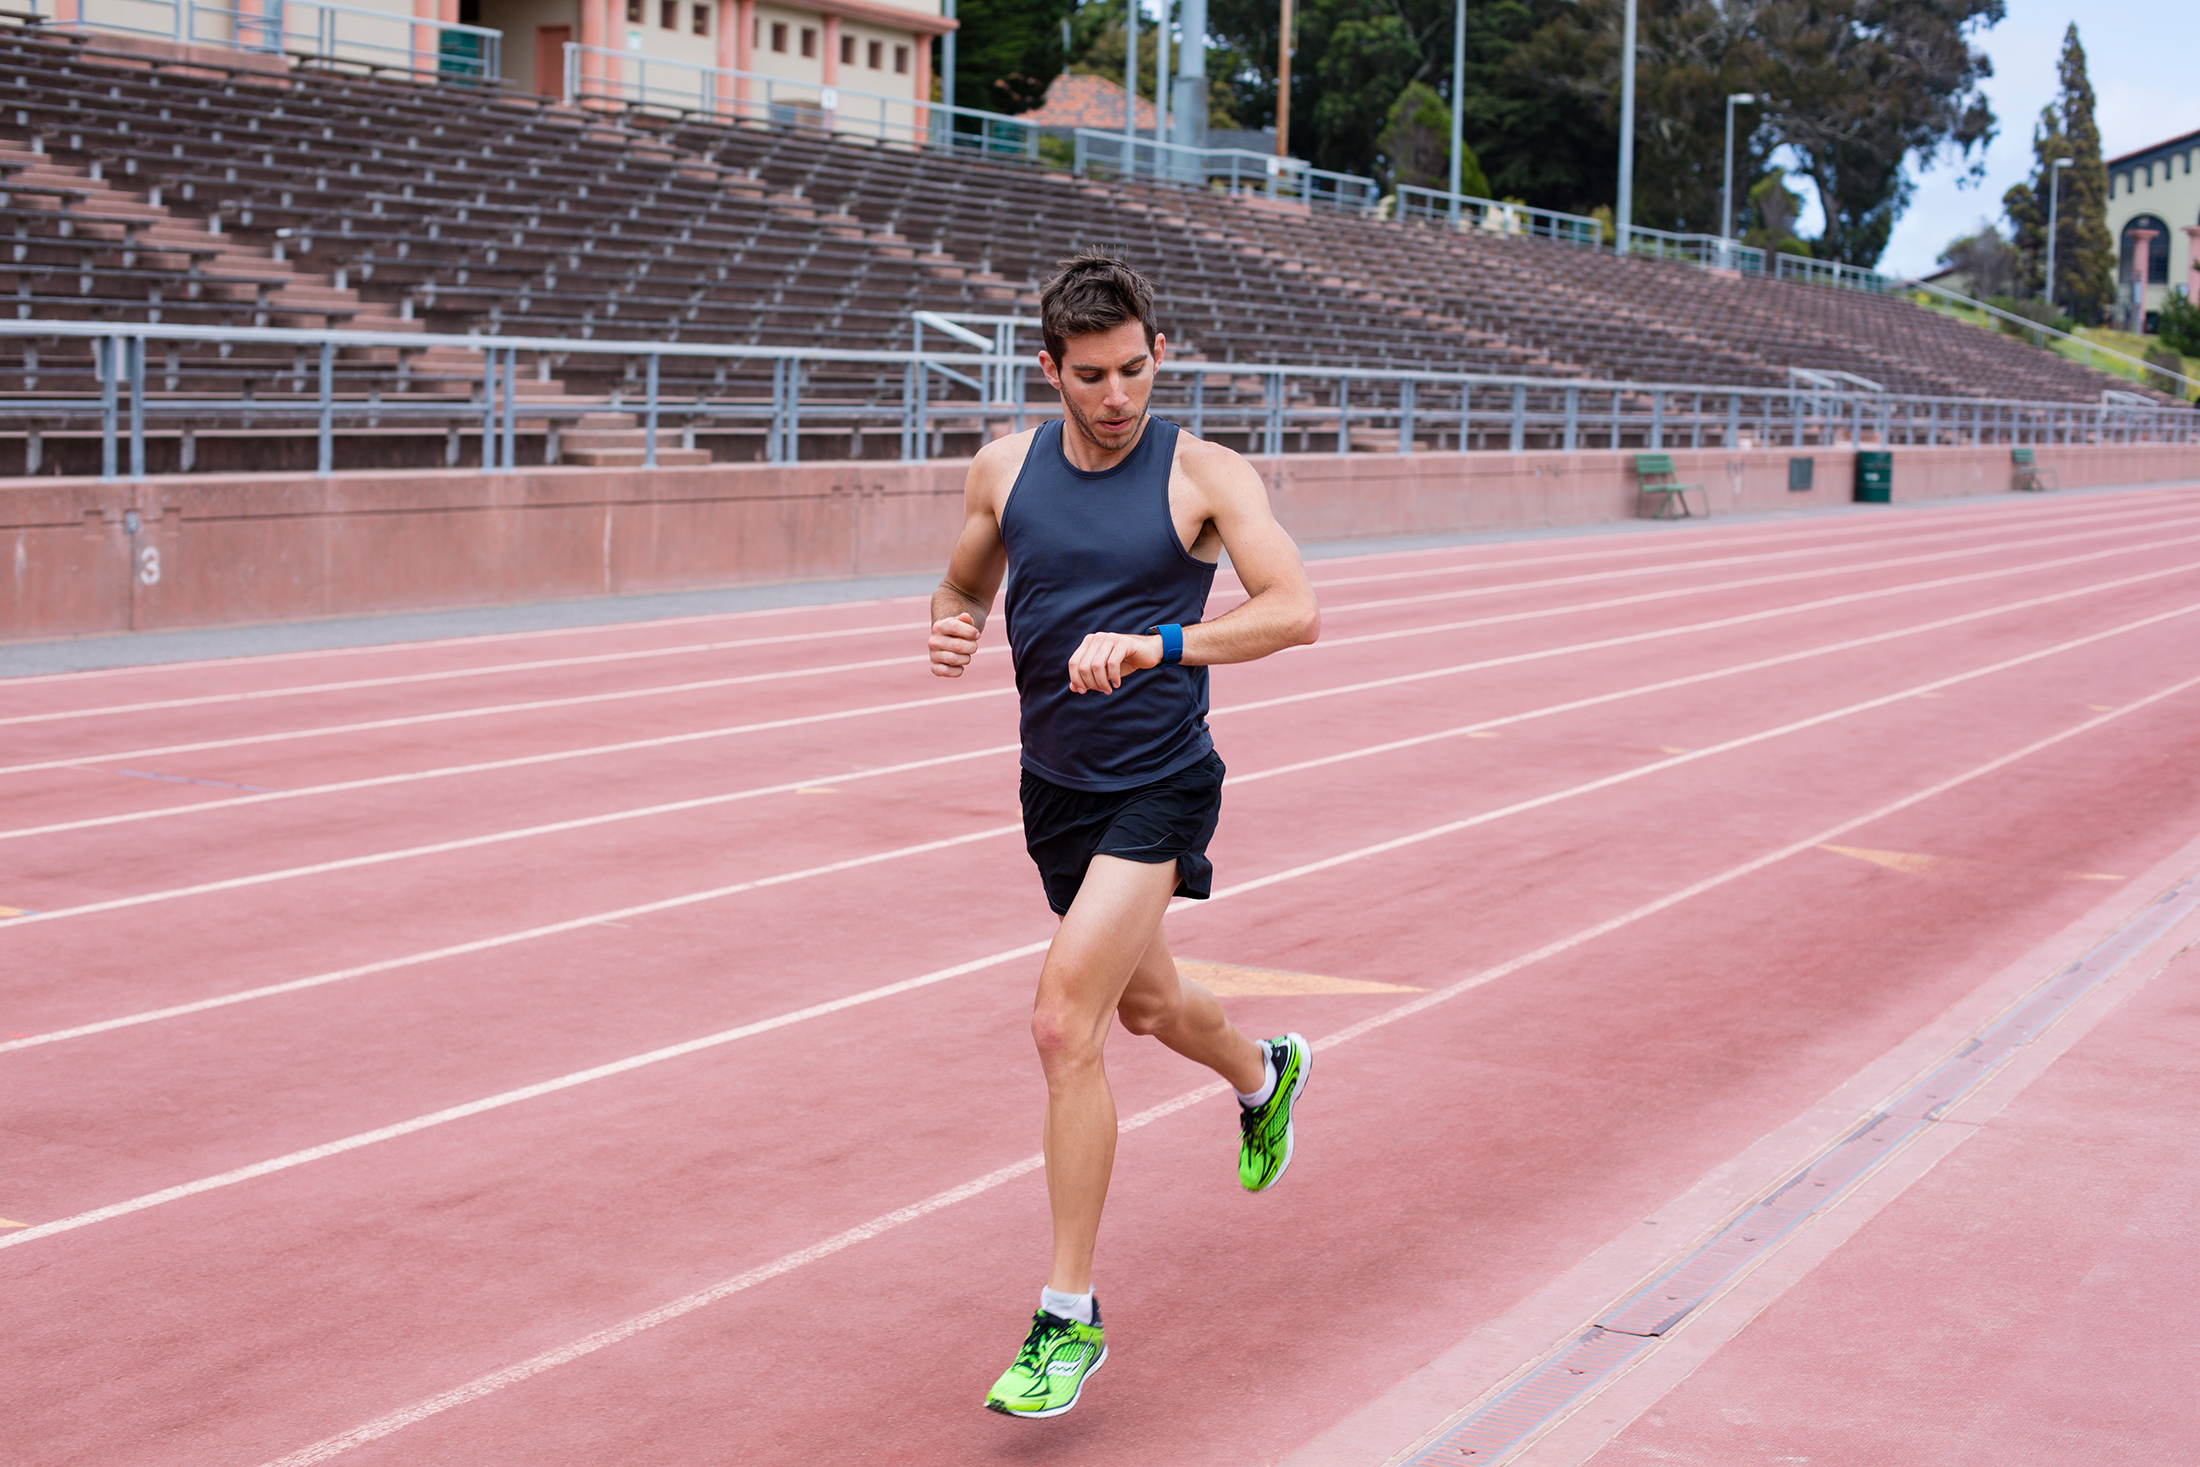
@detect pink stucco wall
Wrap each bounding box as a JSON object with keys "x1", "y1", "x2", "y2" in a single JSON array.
[{"x1": 6, "y1": 442, "x2": 2197, "y2": 641}]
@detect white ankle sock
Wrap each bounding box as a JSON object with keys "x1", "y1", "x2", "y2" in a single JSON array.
[
  {"x1": 1236, "y1": 1046, "x2": 1277, "y2": 1108},
  {"x1": 1040, "y1": 1286, "x2": 1094, "y2": 1324}
]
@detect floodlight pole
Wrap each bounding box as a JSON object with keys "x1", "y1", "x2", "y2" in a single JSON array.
[
  {"x1": 1275, "y1": 0, "x2": 1293, "y2": 158},
  {"x1": 1721, "y1": 92, "x2": 1755, "y2": 249},
  {"x1": 1171, "y1": 0, "x2": 1207, "y2": 153},
  {"x1": 2045, "y1": 156, "x2": 2074, "y2": 314},
  {"x1": 1447, "y1": 0, "x2": 1465, "y2": 224},
  {"x1": 941, "y1": 0, "x2": 955, "y2": 149},
  {"x1": 1155, "y1": 0, "x2": 1169, "y2": 146},
  {"x1": 1615, "y1": 0, "x2": 1636, "y2": 253},
  {"x1": 1125, "y1": 0, "x2": 1138, "y2": 172}
]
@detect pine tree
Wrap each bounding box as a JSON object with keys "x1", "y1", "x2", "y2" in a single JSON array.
[{"x1": 2001, "y1": 25, "x2": 2113, "y2": 322}]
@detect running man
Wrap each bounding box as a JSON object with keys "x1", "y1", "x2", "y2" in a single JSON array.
[{"x1": 927, "y1": 252, "x2": 1322, "y2": 1418}]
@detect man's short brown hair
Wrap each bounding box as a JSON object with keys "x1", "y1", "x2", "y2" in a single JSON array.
[{"x1": 1039, "y1": 251, "x2": 1159, "y2": 365}]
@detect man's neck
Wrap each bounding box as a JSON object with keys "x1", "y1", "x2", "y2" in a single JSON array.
[{"x1": 1059, "y1": 412, "x2": 1149, "y2": 473}]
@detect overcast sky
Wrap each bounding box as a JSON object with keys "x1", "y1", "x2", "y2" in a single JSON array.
[{"x1": 1864, "y1": 2, "x2": 2200, "y2": 278}]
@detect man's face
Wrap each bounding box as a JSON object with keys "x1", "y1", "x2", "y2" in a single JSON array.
[{"x1": 1041, "y1": 320, "x2": 1167, "y2": 456}]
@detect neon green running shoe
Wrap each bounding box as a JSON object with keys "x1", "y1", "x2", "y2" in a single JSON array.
[
  {"x1": 983, "y1": 1303, "x2": 1107, "y2": 1419},
  {"x1": 1239, "y1": 1032, "x2": 1310, "y2": 1192}
]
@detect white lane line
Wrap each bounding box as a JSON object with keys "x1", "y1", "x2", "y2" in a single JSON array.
[
  {"x1": 0, "y1": 688, "x2": 1017, "y2": 842},
  {"x1": 0, "y1": 621, "x2": 921, "y2": 727},
  {"x1": 248, "y1": 663, "x2": 2200, "y2": 1467},
  {"x1": 1209, "y1": 488, "x2": 2200, "y2": 595},
  {"x1": 13, "y1": 542, "x2": 2195, "y2": 847},
  {"x1": 4, "y1": 562, "x2": 2193, "y2": 938},
  {"x1": 7, "y1": 604, "x2": 2196, "y2": 1261},
  {"x1": 1280, "y1": 493, "x2": 2191, "y2": 595},
  {"x1": 10, "y1": 502, "x2": 2185, "y2": 731},
  {"x1": 0, "y1": 648, "x2": 1003, "y2": 779},
  {"x1": 1312, "y1": 509, "x2": 2200, "y2": 620},
  {"x1": 8, "y1": 534, "x2": 2191, "y2": 862},
  {"x1": 9, "y1": 514, "x2": 2195, "y2": 783},
  {"x1": 16, "y1": 565, "x2": 2182, "y2": 1054}
]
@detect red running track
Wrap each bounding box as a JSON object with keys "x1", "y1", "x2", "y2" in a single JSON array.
[{"x1": 4, "y1": 487, "x2": 2200, "y2": 1467}]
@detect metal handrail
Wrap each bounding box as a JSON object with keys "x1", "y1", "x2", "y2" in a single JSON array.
[
  {"x1": 561, "y1": 43, "x2": 1035, "y2": 159},
  {"x1": 1901, "y1": 277, "x2": 2200, "y2": 398},
  {"x1": 1394, "y1": 186, "x2": 1603, "y2": 248},
  {"x1": 1070, "y1": 130, "x2": 1379, "y2": 212},
  {"x1": 27, "y1": 0, "x2": 501, "y2": 79},
  {"x1": 5, "y1": 316, "x2": 2192, "y2": 482}
]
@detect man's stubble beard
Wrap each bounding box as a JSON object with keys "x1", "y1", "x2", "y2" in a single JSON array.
[{"x1": 1063, "y1": 392, "x2": 1146, "y2": 456}]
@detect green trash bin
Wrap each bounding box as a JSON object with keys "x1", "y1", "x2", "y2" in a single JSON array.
[{"x1": 1855, "y1": 450, "x2": 1892, "y2": 504}]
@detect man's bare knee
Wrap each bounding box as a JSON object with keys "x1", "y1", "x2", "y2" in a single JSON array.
[
  {"x1": 1116, "y1": 984, "x2": 1181, "y2": 1038},
  {"x1": 1032, "y1": 1001, "x2": 1106, "y2": 1076}
]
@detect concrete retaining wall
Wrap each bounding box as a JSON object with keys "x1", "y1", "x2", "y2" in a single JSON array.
[{"x1": 6, "y1": 441, "x2": 2197, "y2": 641}]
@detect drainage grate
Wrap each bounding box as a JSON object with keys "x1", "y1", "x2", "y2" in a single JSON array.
[{"x1": 1403, "y1": 869, "x2": 2200, "y2": 1466}]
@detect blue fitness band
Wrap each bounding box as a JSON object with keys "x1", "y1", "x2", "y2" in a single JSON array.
[{"x1": 1150, "y1": 623, "x2": 1184, "y2": 665}]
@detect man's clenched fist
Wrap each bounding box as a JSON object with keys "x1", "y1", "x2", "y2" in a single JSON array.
[{"x1": 929, "y1": 611, "x2": 981, "y2": 677}]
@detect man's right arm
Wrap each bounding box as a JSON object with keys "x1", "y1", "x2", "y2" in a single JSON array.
[{"x1": 928, "y1": 440, "x2": 1015, "y2": 677}]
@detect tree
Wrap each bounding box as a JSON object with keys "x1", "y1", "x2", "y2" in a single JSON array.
[
  {"x1": 951, "y1": 0, "x2": 1076, "y2": 114},
  {"x1": 1937, "y1": 224, "x2": 2018, "y2": 298},
  {"x1": 2159, "y1": 293, "x2": 2200, "y2": 358},
  {"x1": 1743, "y1": 169, "x2": 1808, "y2": 256},
  {"x1": 1377, "y1": 80, "x2": 1488, "y2": 193},
  {"x1": 1756, "y1": 0, "x2": 2002, "y2": 268},
  {"x1": 2001, "y1": 24, "x2": 2114, "y2": 322}
]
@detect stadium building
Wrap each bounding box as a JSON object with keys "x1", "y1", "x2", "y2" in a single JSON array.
[{"x1": 2106, "y1": 127, "x2": 2200, "y2": 333}]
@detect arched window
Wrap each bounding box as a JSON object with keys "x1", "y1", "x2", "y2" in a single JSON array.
[{"x1": 2121, "y1": 215, "x2": 2171, "y2": 283}]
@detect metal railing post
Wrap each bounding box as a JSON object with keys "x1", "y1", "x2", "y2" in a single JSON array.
[
  {"x1": 768, "y1": 358, "x2": 785, "y2": 464},
  {"x1": 1397, "y1": 378, "x2": 1416, "y2": 453},
  {"x1": 316, "y1": 340, "x2": 334, "y2": 475},
  {"x1": 1266, "y1": 372, "x2": 1283, "y2": 456},
  {"x1": 1649, "y1": 389, "x2": 1663, "y2": 451},
  {"x1": 901, "y1": 361, "x2": 917, "y2": 461},
  {"x1": 1191, "y1": 369, "x2": 1205, "y2": 440},
  {"x1": 785, "y1": 357, "x2": 801, "y2": 463},
  {"x1": 500, "y1": 346, "x2": 517, "y2": 470},
  {"x1": 644, "y1": 353, "x2": 660, "y2": 467},
  {"x1": 1564, "y1": 385, "x2": 1579, "y2": 452},
  {"x1": 480, "y1": 345, "x2": 498, "y2": 470},
  {"x1": 127, "y1": 335, "x2": 147, "y2": 479},
  {"x1": 1335, "y1": 379, "x2": 1350, "y2": 455},
  {"x1": 99, "y1": 337, "x2": 119, "y2": 481},
  {"x1": 1509, "y1": 382, "x2": 1526, "y2": 452},
  {"x1": 1725, "y1": 390, "x2": 1738, "y2": 450}
]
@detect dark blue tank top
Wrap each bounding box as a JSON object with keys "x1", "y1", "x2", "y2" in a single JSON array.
[{"x1": 1000, "y1": 416, "x2": 1217, "y2": 791}]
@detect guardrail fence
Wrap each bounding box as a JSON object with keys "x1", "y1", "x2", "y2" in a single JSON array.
[
  {"x1": 4, "y1": 316, "x2": 2191, "y2": 481},
  {"x1": 1393, "y1": 186, "x2": 1604, "y2": 248},
  {"x1": 24, "y1": 0, "x2": 500, "y2": 78},
  {"x1": 560, "y1": 43, "x2": 1037, "y2": 160},
  {"x1": 1071, "y1": 131, "x2": 1379, "y2": 212}
]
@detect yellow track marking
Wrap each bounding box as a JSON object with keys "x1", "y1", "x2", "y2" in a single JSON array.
[
  {"x1": 1819, "y1": 844, "x2": 1958, "y2": 876},
  {"x1": 1176, "y1": 960, "x2": 1425, "y2": 997}
]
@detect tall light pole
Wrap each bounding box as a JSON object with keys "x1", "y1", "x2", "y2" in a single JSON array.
[
  {"x1": 1171, "y1": 0, "x2": 1207, "y2": 152},
  {"x1": 1721, "y1": 92, "x2": 1755, "y2": 245},
  {"x1": 1124, "y1": 0, "x2": 1138, "y2": 172},
  {"x1": 1615, "y1": 0, "x2": 1636, "y2": 253},
  {"x1": 1155, "y1": 0, "x2": 1170, "y2": 146},
  {"x1": 2045, "y1": 155, "x2": 2073, "y2": 314},
  {"x1": 1447, "y1": 0, "x2": 1466, "y2": 223},
  {"x1": 1275, "y1": 0, "x2": 1293, "y2": 158}
]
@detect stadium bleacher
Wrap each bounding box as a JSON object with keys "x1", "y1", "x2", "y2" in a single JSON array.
[{"x1": 0, "y1": 20, "x2": 2168, "y2": 474}]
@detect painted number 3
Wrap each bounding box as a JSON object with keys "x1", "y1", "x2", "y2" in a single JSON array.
[{"x1": 137, "y1": 546, "x2": 161, "y2": 585}]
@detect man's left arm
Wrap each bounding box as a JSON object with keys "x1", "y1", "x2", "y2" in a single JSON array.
[{"x1": 1066, "y1": 448, "x2": 1318, "y2": 693}]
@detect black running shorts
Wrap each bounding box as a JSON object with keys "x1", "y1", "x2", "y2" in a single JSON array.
[{"x1": 1019, "y1": 750, "x2": 1225, "y2": 916}]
